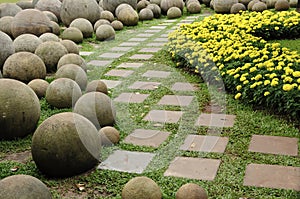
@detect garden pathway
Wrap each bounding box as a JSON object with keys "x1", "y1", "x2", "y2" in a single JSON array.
[{"x1": 81, "y1": 14, "x2": 300, "y2": 194}]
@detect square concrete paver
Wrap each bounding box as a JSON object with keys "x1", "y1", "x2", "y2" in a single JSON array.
[
  {"x1": 180, "y1": 135, "x2": 229, "y2": 153},
  {"x1": 154, "y1": 38, "x2": 168, "y2": 42},
  {"x1": 129, "y1": 81, "x2": 161, "y2": 90},
  {"x1": 143, "y1": 110, "x2": 183, "y2": 123},
  {"x1": 243, "y1": 163, "x2": 300, "y2": 191},
  {"x1": 105, "y1": 69, "x2": 134, "y2": 77},
  {"x1": 117, "y1": 62, "x2": 144, "y2": 69},
  {"x1": 146, "y1": 43, "x2": 165, "y2": 47},
  {"x1": 139, "y1": 48, "x2": 161, "y2": 53},
  {"x1": 99, "y1": 52, "x2": 124, "y2": 59},
  {"x1": 160, "y1": 34, "x2": 169, "y2": 38},
  {"x1": 130, "y1": 54, "x2": 153, "y2": 60},
  {"x1": 164, "y1": 157, "x2": 221, "y2": 181},
  {"x1": 128, "y1": 37, "x2": 148, "y2": 42},
  {"x1": 150, "y1": 26, "x2": 167, "y2": 29},
  {"x1": 79, "y1": 51, "x2": 93, "y2": 56},
  {"x1": 248, "y1": 135, "x2": 298, "y2": 156},
  {"x1": 137, "y1": 33, "x2": 154, "y2": 37},
  {"x1": 114, "y1": 92, "x2": 150, "y2": 103},
  {"x1": 87, "y1": 60, "x2": 113, "y2": 67},
  {"x1": 142, "y1": 70, "x2": 171, "y2": 78},
  {"x1": 158, "y1": 95, "x2": 194, "y2": 106},
  {"x1": 119, "y1": 42, "x2": 140, "y2": 46},
  {"x1": 164, "y1": 19, "x2": 177, "y2": 23},
  {"x1": 171, "y1": 82, "x2": 197, "y2": 91},
  {"x1": 145, "y1": 29, "x2": 161, "y2": 33},
  {"x1": 111, "y1": 47, "x2": 132, "y2": 52},
  {"x1": 124, "y1": 129, "x2": 171, "y2": 148},
  {"x1": 100, "y1": 80, "x2": 122, "y2": 89},
  {"x1": 98, "y1": 150, "x2": 155, "y2": 174},
  {"x1": 195, "y1": 113, "x2": 236, "y2": 127}
]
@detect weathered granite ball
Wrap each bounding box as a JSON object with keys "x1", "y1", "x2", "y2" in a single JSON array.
[
  {"x1": 73, "y1": 92, "x2": 116, "y2": 129},
  {"x1": 252, "y1": 2, "x2": 267, "y2": 12},
  {"x1": 150, "y1": 0, "x2": 161, "y2": 5},
  {"x1": 137, "y1": 0, "x2": 151, "y2": 12},
  {"x1": 275, "y1": 0, "x2": 290, "y2": 11},
  {"x1": 50, "y1": 21, "x2": 60, "y2": 35},
  {"x1": 230, "y1": 3, "x2": 246, "y2": 14},
  {"x1": 0, "y1": 31, "x2": 15, "y2": 70},
  {"x1": 247, "y1": 0, "x2": 260, "y2": 10},
  {"x1": 147, "y1": 4, "x2": 161, "y2": 18},
  {"x1": 13, "y1": 34, "x2": 43, "y2": 53},
  {"x1": 122, "y1": 176, "x2": 162, "y2": 199},
  {"x1": 102, "y1": 0, "x2": 138, "y2": 13},
  {"x1": 176, "y1": 183, "x2": 208, "y2": 199},
  {"x1": 45, "y1": 78, "x2": 82, "y2": 108},
  {"x1": 160, "y1": 0, "x2": 184, "y2": 14},
  {"x1": 167, "y1": 7, "x2": 182, "y2": 19},
  {"x1": 96, "y1": 24, "x2": 116, "y2": 41},
  {"x1": 28, "y1": 79, "x2": 50, "y2": 98},
  {"x1": 99, "y1": 126, "x2": 120, "y2": 146},
  {"x1": 0, "y1": 3, "x2": 22, "y2": 17},
  {"x1": 100, "y1": 10, "x2": 115, "y2": 22},
  {"x1": 3, "y1": 52, "x2": 47, "y2": 83},
  {"x1": 86, "y1": 80, "x2": 108, "y2": 94},
  {"x1": 0, "y1": 16, "x2": 14, "y2": 37},
  {"x1": 39, "y1": 32, "x2": 60, "y2": 42},
  {"x1": 0, "y1": 175, "x2": 52, "y2": 199},
  {"x1": 0, "y1": 79, "x2": 40, "y2": 140},
  {"x1": 35, "y1": 0, "x2": 62, "y2": 21},
  {"x1": 111, "y1": 20, "x2": 124, "y2": 31},
  {"x1": 43, "y1": 10, "x2": 58, "y2": 23},
  {"x1": 116, "y1": 4, "x2": 139, "y2": 26},
  {"x1": 139, "y1": 8, "x2": 154, "y2": 21},
  {"x1": 32, "y1": 112, "x2": 101, "y2": 177},
  {"x1": 94, "y1": 19, "x2": 111, "y2": 32},
  {"x1": 17, "y1": 0, "x2": 34, "y2": 9},
  {"x1": 57, "y1": 53, "x2": 87, "y2": 71},
  {"x1": 61, "y1": 27, "x2": 84, "y2": 43},
  {"x1": 70, "y1": 18, "x2": 94, "y2": 38},
  {"x1": 60, "y1": 40, "x2": 79, "y2": 54},
  {"x1": 187, "y1": 1, "x2": 201, "y2": 14},
  {"x1": 213, "y1": 0, "x2": 238, "y2": 13}
]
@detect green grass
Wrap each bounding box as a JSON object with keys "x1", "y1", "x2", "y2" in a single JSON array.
[
  {"x1": 0, "y1": 0, "x2": 18, "y2": 3},
  {"x1": 271, "y1": 38, "x2": 300, "y2": 54}
]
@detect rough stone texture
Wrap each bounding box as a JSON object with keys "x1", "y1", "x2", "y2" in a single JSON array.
[
  {"x1": 17, "y1": 1, "x2": 34, "y2": 9},
  {"x1": 0, "y1": 3, "x2": 22, "y2": 17},
  {"x1": 116, "y1": 5, "x2": 139, "y2": 26},
  {"x1": 102, "y1": 0, "x2": 138, "y2": 13},
  {"x1": 35, "y1": 0, "x2": 62, "y2": 20},
  {"x1": 50, "y1": 21, "x2": 60, "y2": 35},
  {"x1": 100, "y1": 10, "x2": 115, "y2": 22},
  {"x1": 139, "y1": 8, "x2": 154, "y2": 21},
  {"x1": 176, "y1": 183, "x2": 208, "y2": 199},
  {"x1": 60, "y1": 40, "x2": 80, "y2": 54},
  {"x1": 96, "y1": 24, "x2": 116, "y2": 41},
  {"x1": 187, "y1": 1, "x2": 202, "y2": 14},
  {"x1": 99, "y1": 126, "x2": 120, "y2": 146},
  {"x1": 0, "y1": 31, "x2": 15, "y2": 70},
  {"x1": 61, "y1": 27, "x2": 84, "y2": 43},
  {"x1": 252, "y1": 2, "x2": 267, "y2": 12},
  {"x1": 111, "y1": 20, "x2": 124, "y2": 31},
  {"x1": 13, "y1": 34, "x2": 42, "y2": 53},
  {"x1": 147, "y1": 4, "x2": 161, "y2": 18},
  {"x1": 137, "y1": 0, "x2": 151, "y2": 12},
  {"x1": 275, "y1": 0, "x2": 290, "y2": 11},
  {"x1": 213, "y1": 0, "x2": 238, "y2": 13},
  {"x1": 28, "y1": 79, "x2": 49, "y2": 98},
  {"x1": 230, "y1": 3, "x2": 246, "y2": 13},
  {"x1": 70, "y1": 18, "x2": 94, "y2": 38},
  {"x1": 195, "y1": 113, "x2": 236, "y2": 127},
  {"x1": 114, "y1": 92, "x2": 150, "y2": 103},
  {"x1": 0, "y1": 16, "x2": 14, "y2": 37},
  {"x1": 124, "y1": 129, "x2": 170, "y2": 147},
  {"x1": 167, "y1": 7, "x2": 182, "y2": 19},
  {"x1": 160, "y1": 0, "x2": 184, "y2": 13},
  {"x1": 57, "y1": 53, "x2": 87, "y2": 72},
  {"x1": 129, "y1": 81, "x2": 161, "y2": 90},
  {"x1": 143, "y1": 110, "x2": 183, "y2": 123},
  {"x1": 39, "y1": 32, "x2": 60, "y2": 42},
  {"x1": 86, "y1": 80, "x2": 108, "y2": 95},
  {"x1": 94, "y1": 19, "x2": 111, "y2": 31},
  {"x1": 43, "y1": 11, "x2": 58, "y2": 23}
]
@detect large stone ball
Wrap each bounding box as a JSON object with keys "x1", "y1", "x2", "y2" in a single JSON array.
[
  {"x1": 137, "y1": 0, "x2": 151, "y2": 12},
  {"x1": 73, "y1": 92, "x2": 116, "y2": 129},
  {"x1": 0, "y1": 16, "x2": 14, "y2": 37},
  {"x1": 247, "y1": 0, "x2": 259, "y2": 10},
  {"x1": 35, "y1": 0, "x2": 62, "y2": 21},
  {"x1": 86, "y1": 80, "x2": 108, "y2": 94},
  {"x1": 102, "y1": 0, "x2": 138, "y2": 13},
  {"x1": 13, "y1": 34, "x2": 43, "y2": 53},
  {"x1": 147, "y1": 4, "x2": 161, "y2": 18},
  {"x1": 116, "y1": 5, "x2": 139, "y2": 26},
  {"x1": 0, "y1": 3, "x2": 22, "y2": 17},
  {"x1": 57, "y1": 53, "x2": 87, "y2": 72},
  {"x1": 96, "y1": 24, "x2": 116, "y2": 41},
  {"x1": 43, "y1": 11, "x2": 58, "y2": 23},
  {"x1": 39, "y1": 32, "x2": 60, "y2": 42},
  {"x1": 94, "y1": 19, "x2": 111, "y2": 32},
  {"x1": 176, "y1": 183, "x2": 208, "y2": 199},
  {"x1": 230, "y1": 3, "x2": 246, "y2": 14},
  {"x1": 50, "y1": 21, "x2": 60, "y2": 35},
  {"x1": 60, "y1": 0, "x2": 101, "y2": 26},
  {"x1": 31, "y1": 112, "x2": 101, "y2": 177},
  {"x1": 61, "y1": 27, "x2": 84, "y2": 43},
  {"x1": 213, "y1": 0, "x2": 238, "y2": 13},
  {"x1": 0, "y1": 175, "x2": 52, "y2": 199},
  {"x1": 55, "y1": 64, "x2": 88, "y2": 90},
  {"x1": 139, "y1": 8, "x2": 154, "y2": 21},
  {"x1": 160, "y1": 0, "x2": 184, "y2": 14},
  {"x1": 252, "y1": 2, "x2": 267, "y2": 11},
  {"x1": 35, "y1": 41, "x2": 68, "y2": 73},
  {"x1": 70, "y1": 18, "x2": 94, "y2": 38},
  {"x1": 122, "y1": 176, "x2": 162, "y2": 199},
  {"x1": 3, "y1": 52, "x2": 47, "y2": 83},
  {"x1": 167, "y1": 7, "x2": 182, "y2": 19},
  {"x1": 0, "y1": 31, "x2": 15, "y2": 71},
  {"x1": 17, "y1": 1, "x2": 34, "y2": 9},
  {"x1": 0, "y1": 79, "x2": 40, "y2": 140},
  {"x1": 45, "y1": 78, "x2": 82, "y2": 108},
  {"x1": 28, "y1": 79, "x2": 50, "y2": 98},
  {"x1": 187, "y1": 1, "x2": 201, "y2": 14},
  {"x1": 150, "y1": 0, "x2": 161, "y2": 5},
  {"x1": 11, "y1": 9, "x2": 52, "y2": 38},
  {"x1": 99, "y1": 126, "x2": 120, "y2": 146},
  {"x1": 100, "y1": 10, "x2": 115, "y2": 22},
  {"x1": 111, "y1": 20, "x2": 124, "y2": 31},
  {"x1": 60, "y1": 40, "x2": 80, "y2": 54},
  {"x1": 275, "y1": 0, "x2": 290, "y2": 11}
]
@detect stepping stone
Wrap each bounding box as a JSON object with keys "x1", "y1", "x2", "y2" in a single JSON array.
[
  {"x1": 143, "y1": 110, "x2": 183, "y2": 123},
  {"x1": 129, "y1": 81, "x2": 161, "y2": 90},
  {"x1": 243, "y1": 163, "x2": 300, "y2": 191},
  {"x1": 166, "y1": 30, "x2": 175, "y2": 33},
  {"x1": 164, "y1": 19, "x2": 177, "y2": 23},
  {"x1": 87, "y1": 60, "x2": 113, "y2": 67},
  {"x1": 130, "y1": 54, "x2": 153, "y2": 60},
  {"x1": 142, "y1": 70, "x2": 171, "y2": 78},
  {"x1": 248, "y1": 135, "x2": 298, "y2": 156},
  {"x1": 186, "y1": 16, "x2": 199, "y2": 19},
  {"x1": 180, "y1": 19, "x2": 194, "y2": 23},
  {"x1": 114, "y1": 92, "x2": 150, "y2": 103},
  {"x1": 128, "y1": 37, "x2": 148, "y2": 42},
  {"x1": 171, "y1": 82, "x2": 197, "y2": 91},
  {"x1": 145, "y1": 29, "x2": 161, "y2": 33},
  {"x1": 105, "y1": 69, "x2": 134, "y2": 77},
  {"x1": 79, "y1": 51, "x2": 93, "y2": 56},
  {"x1": 146, "y1": 43, "x2": 165, "y2": 47},
  {"x1": 150, "y1": 26, "x2": 167, "y2": 29},
  {"x1": 119, "y1": 42, "x2": 140, "y2": 46},
  {"x1": 195, "y1": 113, "x2": 236, "y2": 127},
  {"x1": 99, "y1": 52, "x2": 124, "y2": 59},
  {"x1": 139, "y1": 48, "x2": 161, "y2": 53},
  {"x1": 111, "y1": 47, "x2": 132, "y2": 52},
  {"x1": 164, "y1": 157, "x2": 221, "y2": 181},
  {"x1": 160, "y1": 34, "x2": 169, "y2": 38},
  {"x1": 180, "y1": 135, "x2": 229, "y2": 153},
  {"x1": 98, "y1": 150, "x2": 155, "y2": 174},
  {"x1": 100, "y1": 79, "x2": 122, "y2": 89},
  {"x1": 124, "y1": 129, "x2": 171, "y2": 148},
  {"x1": 158, "y1": 95, "x2": 194, "y2": 106},
  {"x1": 117, "y1": 62, "x2": 144, "y2": 69},
  {"x1": 137, "y1": 33, "x2": 154, "y2": 37},
  {"x1": 153, "y1": 38, "x2": 168, "y2": 42}
]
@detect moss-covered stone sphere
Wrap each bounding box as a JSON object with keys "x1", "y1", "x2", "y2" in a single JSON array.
[
  {"x1": 28, "y1": 79, "x2": 50, "y2": 98},
  {"x1": 100, "y1": 10, "x2": 115, "y2": 22},
  {"x1": 137, "y1": 0, "x2": 151, "y2": 12},
  {"x1": 0, "y1": 16, "x2": 14, "y2": 37},
  {"x1": 32, "y1": 112, "x2": 101, "y2": 177},
  {"x1": 39, "y1": 32, "x2": 60, "y2": 42},
  {"x1": 167, "y1": 7, "x2": 182, "y2": 19},
  {"x1": 275, "y1": 0, "x2": 290, "y2": 11},
  {"x1": 160, "y1": 0, "x2": 184, "y2": 14},
  {"x1": 60, "y1": 40, "x2": 80, "y2": 54},
  {"x1": 55, "y1": 64, "x2": 87, "y2": 91},
  {"x1": 45, "y1": 78, "x2": 82, "y2": 108},
  {"x1": 96, "y1": 24, "x2": 116, "y2": 41},
  {"x1": 73, "y1": 92, "x2": 116, "y2": 129},
  {"x1": 43, "y1": 10, "x2": 58, "y2": 23},
  {"x1": 213, "y1": 0, "x2": 238, "y2": 13},
  {"x1": 176, "y1": 183, "x2": 208, "y2": 199},
  {"x1": 111, "y1": 20, "x2": 124, "y2": 31},
  {"x1": 86, "y1": 80, "x2": 108, "y2": 94},
  {"x1": 116, "y1": 5, "x2": 139, "y2": 26},
  {"x1": 57, "y1": 53, "x2": 87, "y2": 72},
  {"x1": 247, "y1": 0, "x2": 259, "y2": 10},
  {"x1": 0, "y1": 175, "x2": 52, "y2": 199},
  {"x1": 187, "y1": 1, "x2": 201, "y2": 14},
  {"x1": 99, "y1": 126, "x2": 120, "y2": 146},
  {"x1": 230, "y1": 2, "x2": 246, "y2": 13},
  {"x1": 3, "y1": 52, "x2": 47, "y2": 83},
  {"x1": 94, "y1": 19, "x2": 111, "y2": 32},
  {"x1": 13, "y1": 34, "x2": 43, "y2": 53},
  {"x1": 252, "y1": 2, "x2": 267, "y2": 11},
  {"x1": 35, "y1": 0, "x2": 62, "y2": 21},
  {"x1": 0, "y1": 3, "x2": 22, "y2": 17},
  {"x1": 70, "y1": 18, "x2": 94, "y2": 38},
  {"x1": 35, "y1": 41, "x2": 68, "y2": 72},
  {"x1": 147, "y1": 4, "x2": 161, "y2": 18},
  {"x1": 139, "y1": 8, "x2": 154, "y2": 21},
  {"x1": 122, "y1": 176, "x2": 162, "y2": 199},
  {"x1": 0, "y1": 31, "x2": 15, "y2": 70},
  {"x1": 61, "y1": 27, "x2": 84, "y2": 43},
  {"x1": 0, "y1": 79, "x2": 40, "y2": 140}
]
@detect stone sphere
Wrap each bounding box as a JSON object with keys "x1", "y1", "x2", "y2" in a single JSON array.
[
  {"x1": 213, "y1": 0, "x2": 238, "y2": 13},
  {"x1": 100, "y1": 10, "x2": 115, "y2": 22},
  {"x1": 50, "y1": 21, "x2": 60, "y2": 35},
  {"x1": 176, "y1": 183, "x2": 208, "y2": 199},
  {"x1": 73, "y1": 92, "x2": 116, "y2": 129},
  {"x1": 150, "y1": 0, "x2": 161, "y2": 5},
  {"x1": 147, "y1": 4, "x2": 161, "y2": 18},
  {"x1": 266, "y1": 0, "x2": 277, "y2": 8},
  {"x1": 70, "y1": 18, "x2": 94, "y2": 38},
  {"x1": 0, "y1": 175, "x2": 52, "y2": 199},
  {"x1": 139, "y1": 8, "x2": 154, "y2": 21},
  {"x1": 28, "y1": 79, "x2": 50, "y2": 98},
  {"x1": 137, "y1": 0, "x2": 151, "y2": 12},
  {"x1": 32, "y1": 112, "x2": 101, "y2": 177},
  {"x1": 60, "y1": 0, "x2": 101, "y2": 26},
  {"x1": 61, "y1": 27, "x2": 84, "y2": 43},
  {"x1": 60, "y1": 40, "x2": 80, "y2": 54},
  {"x1": 13, "y1": 34, "x2": 42, "y2": 53},
  {"x1": 55, "y1": 64, "x2": 88, "y2": 90},
  {"x1": 0, "y1": 31, "x2": 15, "y2": 70},
  {"x1": 116, "y1": 6, "x2": 139, "y2": 26},
  {"x1": 252, "y1": 2, "x2": 267, "y2": 11},
  {"x1": 167, "y1": 7, "x2": 182, "y2": 19},
  {"x1": 94, "y1": 19, "x2": 111, "y2": 32},
  {"x1": 239, "y1": 0, "x2": 252, "y2": 6},
  {"x1": 160, "y1": 0, "x2": 184, "y2": 14},
  {"x1": 230, "y1": 3, "x2": 246, "y2": 13},
  {"x1": 96, "y1": 24, "x2": 116, "y2": 41},
  {"x1": 111, "y1": 20, "x2": 124, "y2": 31},
  {"x1": 0, "y1": 16, "x2": 14, "y2": 37},
  {"x1": 0, "y1": 3, "x2": 22, "y2": 17},
  {"x1": 17, "y1": 1, "x2": 34, "y2": 9},
  {"x1": 39, "y1": 32, "x2": 60, "y2": 42},
  {"x1": 122, "y1": 176, "x2": 162, "y2": 199},
  {"x1": 3, "y1": 52, "x2": 47, "y2": 83},
  {"x1": 35, "y1": 0, "x2": 62, "y2": 21},
  {"x1": 57, "y1": 53, "x2": 87, "y2": 71},
  {"x1": 99, "y1": 126, "x2": 120, "y2": 146},
  {"x1": 11, "y1": 9, "x2": 52, "y2": 38},
  {"x1": 35, "y1": 41, "x2": 68, "y2": 72},
  {"x1": 0, "y1": 71, "x2": 2, "y2": 78},
  {"x1": 0, "y1": 79, "x2": 40, "y2": 140},
  {"x1": 115, "y1": 3, "x2": 132, "y2": 16},
  {"x1": 86, "y1": 80, "x2": 108, "y2": 94},
  {"x1": 275, "y1": 0, "x2": 290, "y2": 11},
  {"x1": 43, "y1": 10, "x2": 58, "y2": 23},
  {"x1": 102, "y1": 0, "x2": 138, "y2": 13},
  {"x1": 187, "y1": 2, "x2": 201, "y2": 14},
  {"x1": 247, "y1": 0, "x2": 260, "y2": 10}
]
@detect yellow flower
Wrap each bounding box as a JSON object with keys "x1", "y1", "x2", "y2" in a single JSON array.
[
  {"x1": 264, "y1": 80, "x2": 270, "y2": 85},
  {"x1": 234, "y1": 74, "x2": 240, "y2": 79},
  {"x1": 249, "y1": 67, "x2": 257, "y2": 73},
  {"x1": 236, "y1": 85, "x2": 242, "y2": 91},
  {"x1": 282, "y1": 84, "x2": 294, "y2": 91},
  {"x1": 274, "y1": 26, "x2": 279, "y2": 30},
  {"x1": 235, "y1": 93, "x2": 242, "y2": 100},
  {"x1": 293, "y1": 71, "x2": 300, "y2": 78},
  {"x1": 254, "y1": 74, "x2": 262, "y2": 81},
  {"x1": 240, "y1": 76, "x2": 246, "y2": 82},
  {"x1": 271, "y1": 79, "x2": 279, "y2": 86},
  {"x1": 264, "y1": 91, "x2": 270, "y2": 96}
]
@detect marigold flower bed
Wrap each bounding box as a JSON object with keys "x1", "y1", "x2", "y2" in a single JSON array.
[{"x1": 167, "y1": 10, "x2": 300, "y2": 118}]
